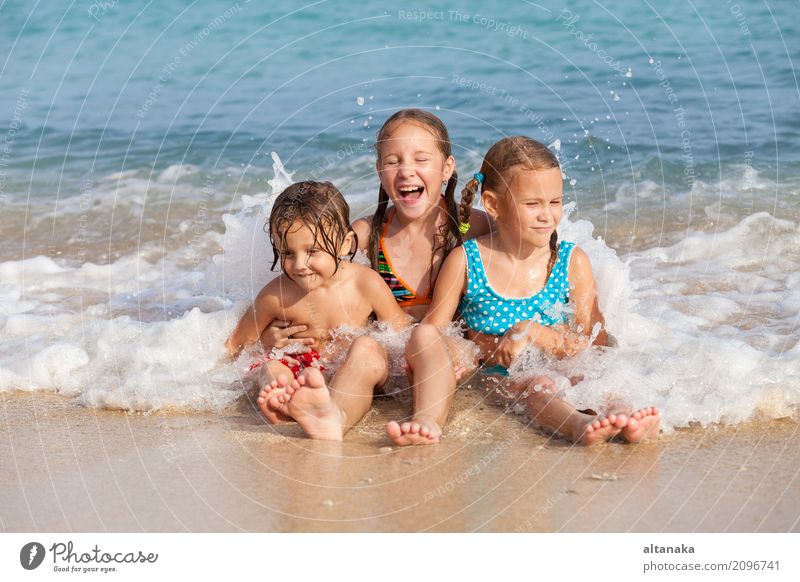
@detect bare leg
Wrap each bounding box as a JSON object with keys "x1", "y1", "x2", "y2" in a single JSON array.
[
  {"x1": 278, "y1": 336, "x2": 389, "y2": 440},
  {"x1": 387, "y1": 324, "x2": 456, "y2": 446},
  {"x1": 255, "y1": 360, "x2": 295, "y2": 424},
  {"x1": 521, "y1": 376, "x2": 627, "y2": 445}
]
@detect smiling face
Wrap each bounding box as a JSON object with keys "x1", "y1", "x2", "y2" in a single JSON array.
[
  {"x1": 484, "y1": 166, "x2": 564, "y2": 247},
  {"x1": 275, "y1": 221, "x2": 344, "y2": 292},
  {"x1": 376, "y1": 121, "x2": 455, "y2": 221}
]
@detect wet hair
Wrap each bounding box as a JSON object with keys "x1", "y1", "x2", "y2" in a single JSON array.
[
  {"x1": 369, "y1": 109, "x2": 468, "y2": 294},
  {"x1": 462, "y1": 136, "x2": 561, "y2": 276},
  {"x1": 267, "y1": 181, "x2": 356, "y2": 278}
]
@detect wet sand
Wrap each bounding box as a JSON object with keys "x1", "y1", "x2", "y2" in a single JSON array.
[{"x1": 2, "y1": 389, "x2": 798, "y2": 532}]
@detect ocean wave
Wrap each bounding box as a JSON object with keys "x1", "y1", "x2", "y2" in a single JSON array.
[{"x1": 1, "y1": 155, "x2": 797, "y2": 431}]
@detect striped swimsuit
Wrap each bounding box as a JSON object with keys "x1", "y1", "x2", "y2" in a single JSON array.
[{"x1": 376, "y1": 209, "x2": 433, "y2": 307}]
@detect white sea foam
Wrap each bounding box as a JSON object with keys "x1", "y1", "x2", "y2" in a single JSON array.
[
  {"x1": 1, "y1": 155, "x2": 798, "y2": 430},
  {"x1": 505, "y1": 210, "x2": 800, "y2": 431}
]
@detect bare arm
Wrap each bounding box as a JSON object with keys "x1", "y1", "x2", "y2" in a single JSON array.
[
  {"x1": 362, "y1": 268, "x2": 413, "y2": 330},
  {"x1": 225, "y1": 283, "x2": 280, "y2": 359},
  {"x1": 351, "y1": 217, "x2": 372, "y2": 253},
  {"x1": 517, "y1": 246, "x2": 607, "y2": 357},
  {"x1": 463, "y1": 208, "x2": 493, "y2": 239},
  {"x1": 421, "y1": 246, "x2": 467, "y2": 329},
  {"x1": 567, "y1": 246, "x2": 608, "y2": 346}
]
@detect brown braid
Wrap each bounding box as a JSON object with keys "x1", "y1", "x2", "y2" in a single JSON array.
[
  {"x1": 546, "y1": 231, "x2": 559, "y2": 279},
  {"x1": 458, "y1": 177, "x2": 480, "y2": 234}
]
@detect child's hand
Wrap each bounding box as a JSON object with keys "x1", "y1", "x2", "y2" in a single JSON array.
[
  {"x1": 472, "y1": 333, "x2": 500, "y2": 362},
  {"x1": 473, "y1": 330, "x2": 527, "y2": 369},
  {"x1": 493, "y1": 337, "x2": 526, "y2": 369},
  {"x1": 560, "y1": 331, "x2": 590, "y2": 358},
  {"x1": 262, "y1": 319, "x2": 316, "y2": 350}
]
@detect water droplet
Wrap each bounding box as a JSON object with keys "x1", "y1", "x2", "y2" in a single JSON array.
[
  {"x1": 356, "y1": 96, "x2": 365, "y2": 106},
  {"x1": 625, "y1": 68, "x2": 633, "y2": 77}
]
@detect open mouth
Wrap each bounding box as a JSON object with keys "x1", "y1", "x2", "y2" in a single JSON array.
[{"x1": 397, "y1": 185, "x2": 425, "y2": 200}]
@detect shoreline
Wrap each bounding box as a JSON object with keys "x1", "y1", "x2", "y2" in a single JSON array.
[{"x1": 2, "y1": 389, "x2": 798, "y2": 532}]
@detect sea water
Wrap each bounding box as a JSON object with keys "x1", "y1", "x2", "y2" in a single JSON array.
[{"x1": 1, "y1": 1, "x2": 798, "y2": 430}]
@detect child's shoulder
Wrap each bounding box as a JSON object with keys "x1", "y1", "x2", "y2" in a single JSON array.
[
  {"x1": 469, "y1": 232, "x2": 493, "y2": 250},
  {"x1": 442, "y1": 242, "x2": 467, "y2": 269},
  {"x1": 344, "y1": 260, "x2": 383, "y2": 286},
  {"x1": 257, "y1": 274, "x2": 294, "y2": 299},
  {"x1": 345, "y1": 261, "x2": 397, "y2": 304},
  {"x1": 351, "y1": 217, "x2": 372, "y2": 251},
  {"x1": 563, "y1": 243, "x2": 591, "y2": 274}
]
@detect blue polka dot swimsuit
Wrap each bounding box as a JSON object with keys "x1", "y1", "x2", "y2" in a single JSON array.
[{"x1": 458, "y1": 238, "x2": 575, "y2": 374}]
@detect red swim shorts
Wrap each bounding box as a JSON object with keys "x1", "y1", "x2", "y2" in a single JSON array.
[{"x1": 248, "y1": 350, "x2": 325, "y2": 379}]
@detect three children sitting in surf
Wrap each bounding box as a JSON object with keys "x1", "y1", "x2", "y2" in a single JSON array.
[{"x1": 226, "y1": 109, "x2": 660, "y2": 446}]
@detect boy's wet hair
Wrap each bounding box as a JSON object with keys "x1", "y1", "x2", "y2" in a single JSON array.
[
  {"x1": 463, "y1": 136, "x2": 561, "y2": 275},
  {"x1": 267, "y1": 181, "x2": 356, "y2": 276},
  {"x1": 369, "y1": 109, "x2": 465, "y2": 294}
]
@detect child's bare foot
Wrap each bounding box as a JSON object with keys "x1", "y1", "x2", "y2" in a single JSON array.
[
  {"x1": 279, "y1": 367, "x2": 345, "y2": 441},
  {"x1": 257, "y1": 375, "x2": 293, "y2": 423},
  {"x1": 386, "y1": 416, "x2": 442, "y2": 446},
  {"x1": 621, "y1": 407, "x2": 660, "y2": 443},
  {"x1": 578, "y1": 413, "x2": 627, "y2": 446}
]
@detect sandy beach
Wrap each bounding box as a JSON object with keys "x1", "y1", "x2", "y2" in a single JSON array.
[{"x1": 3, "y1": 388, "x2": 798, "y2": 533}]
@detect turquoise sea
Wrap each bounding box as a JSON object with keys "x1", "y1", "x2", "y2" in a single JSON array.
[{"x1": 1, "y1": 1, "x2": 798, "y2": 426}]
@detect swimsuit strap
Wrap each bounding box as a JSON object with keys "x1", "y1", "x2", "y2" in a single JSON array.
[{"x1": 377, "y1": 209, "x2": 429, "y2": 304}]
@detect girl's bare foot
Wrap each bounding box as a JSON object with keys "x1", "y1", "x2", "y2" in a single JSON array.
[
  {"x1": 621, "y1": 407, "x2": 660, "y2": 443},
  {"x1": 578, "y1": 413, "x2": 627, "y2": 446},
  {"x1": 279, "y1": 367, "x2": 345, "y2": 441},
  {"x1": 257, "y1": 375, "x2": 293, "y2": 423},
  {"x1": 386, "y1": 416, "x2": 442, "y2": 446}
]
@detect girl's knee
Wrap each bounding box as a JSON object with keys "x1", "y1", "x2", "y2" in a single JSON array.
[
  {"x1": 350, "y1": 335, "x2": 383, "y2": 357},
  {"x1": 406, "y1": 324, "x2": 442, "y2": 355},
  {"x1": 524, "y1": 376, "x2": 557, "y2": 404}
]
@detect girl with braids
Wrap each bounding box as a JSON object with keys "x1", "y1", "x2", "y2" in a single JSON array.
[
  {"x1": 388, "y1": 136, "x2": 660, "y2": 446},
  {"x1": 350, "y1": 108, "x2": 491, "y2": 322},
  {"x1": 261, "y1": 109, "x2": 490, "y2": 348}
]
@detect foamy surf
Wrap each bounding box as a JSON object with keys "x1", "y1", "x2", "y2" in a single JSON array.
[{"x1": 1, "y1": 154, "x2": 798, "y2": 431}]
